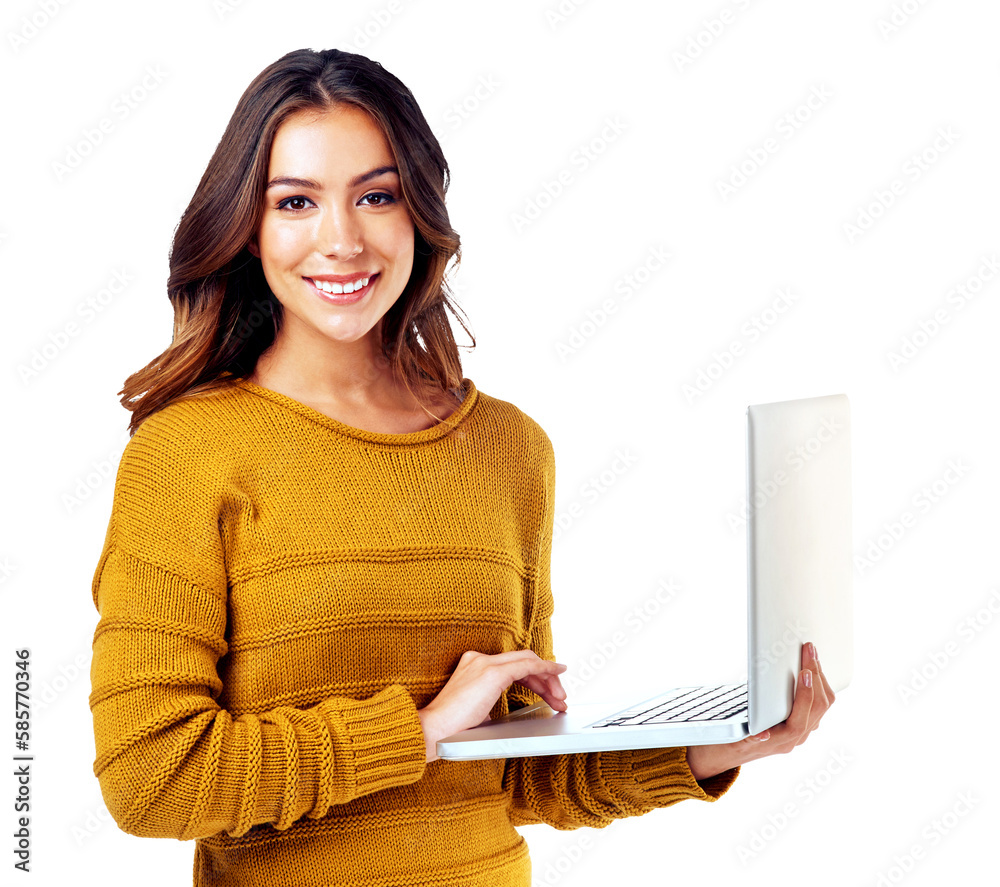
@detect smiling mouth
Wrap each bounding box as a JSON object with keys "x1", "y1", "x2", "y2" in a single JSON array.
[{"x1": 304, "y1": 274, "x2": 378, "y2": 303}]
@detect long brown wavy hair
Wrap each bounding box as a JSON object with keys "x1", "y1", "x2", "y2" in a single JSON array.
[{"x1": 120, "y1": 48, "x2": 474, "y2": 436}]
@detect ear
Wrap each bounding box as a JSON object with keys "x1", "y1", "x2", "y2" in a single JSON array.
[{"x1": 247, "y1": 235, "x2": 260, "y2": 258}]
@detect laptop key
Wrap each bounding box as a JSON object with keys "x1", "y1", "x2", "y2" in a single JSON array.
[{"x1": 590, "y1": 684, "x2": 748, "y2": 728}]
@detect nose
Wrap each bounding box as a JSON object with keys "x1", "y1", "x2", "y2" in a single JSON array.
[{"x1": 317, "y1": 203, "x2": 363, "y2": 259}]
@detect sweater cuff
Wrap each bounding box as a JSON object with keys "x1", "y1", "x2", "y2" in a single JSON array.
[
  {"x1": 316, "y1": 684, "x2": 427, "y2": 801},
  {"x1": 598, "y1": 746, "x2": 739, "y2": 810}
]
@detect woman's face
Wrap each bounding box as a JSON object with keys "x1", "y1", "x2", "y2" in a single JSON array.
[{"x1": 248, "y1": 103, "x2": 415, "y2": 356}]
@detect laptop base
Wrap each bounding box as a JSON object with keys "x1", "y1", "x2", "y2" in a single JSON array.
[{"x1": 437, "y1": 693, "x2": 751, "y2": 761}]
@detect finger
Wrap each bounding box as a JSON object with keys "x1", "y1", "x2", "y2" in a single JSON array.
[
  {"x1": 807, "y1": 682, "x2": 828, "y2": 733},
  {"x1": 523, "y1": 672, "x2": 568, "y2": 704},
  {"x1": 810, "y1": 645, "x2": 836, "y2": 705},
  {"x1": 516, "y1": 674, "x2": 568, "y2": 710},
  {"x1": 467, "y1": 649, "x2": 560, "y2": 667},
  {"x1": 544, "y1": 672, "x2": 568, "y2": 699},
  {"x1": 771, "y1": 667, "x2": 814, "y2": 746},
  {"x1": 494, "y1": 653, "x2": 567, "y2": 709},
  {"x1": 791, "y1": 668, "x2": 816, "y2": 739},
  {"x1": 492, "y1": 655, "x2": 567, "y2": 687},
  {"x1": 800, "y1": 641, "x2": 816, "y2": 672},
  {"x1": 802, "y1": 643, "x2": 833, "y2": 726}
]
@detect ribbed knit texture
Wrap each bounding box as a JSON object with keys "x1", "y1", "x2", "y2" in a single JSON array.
[{"x1": 89, "y1": 376, "x2": 738, "y2": 886}]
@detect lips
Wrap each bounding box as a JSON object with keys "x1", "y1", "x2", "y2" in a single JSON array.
[{"x1": 305, "y1": 274, "x2": 377, "y2": 305}]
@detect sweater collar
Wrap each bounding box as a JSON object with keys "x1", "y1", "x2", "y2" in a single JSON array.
[{"x1": 229, "y1": 375, "x2": 478, "y2": 446}]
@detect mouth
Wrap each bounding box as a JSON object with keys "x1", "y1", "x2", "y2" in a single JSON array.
[{"x1": 304, "y1": 273, "x2": 378, "y2": 305}]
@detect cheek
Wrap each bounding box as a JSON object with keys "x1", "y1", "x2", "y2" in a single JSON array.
[
  {"x1": 381, "y1": 219, "x2": 415, "y2": 272},
  {"x1": 260, "y1": 221, "x2": 311, "y2": 269}
]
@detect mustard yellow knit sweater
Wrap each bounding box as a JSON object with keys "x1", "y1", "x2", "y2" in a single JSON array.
[{"x1": 89, "y1": 376, "x2": 738, "y2": 887}]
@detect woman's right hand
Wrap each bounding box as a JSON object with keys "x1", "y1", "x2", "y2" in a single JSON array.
[{"x1": 417, "y1": 650, "x2": 568, "y2": 762}]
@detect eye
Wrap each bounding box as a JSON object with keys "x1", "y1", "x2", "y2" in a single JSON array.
[
  {"x1": 276, "y1": 195, "x2": 314, "y2": 212},
  {"x1": 361, "y1": 192, "x2": 396, "y2": 207},
  {"x1": 274, "y1": 192, "x2": 397, "y2": 211}
]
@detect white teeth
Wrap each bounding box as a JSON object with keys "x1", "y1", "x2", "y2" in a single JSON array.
[{"x1": 313, "y1": 276, "x2": 370, "y2": 294}]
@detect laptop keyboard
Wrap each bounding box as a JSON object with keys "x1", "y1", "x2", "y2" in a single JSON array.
[{"x1": 588, "y1": 683, "x2": 748, "y2": 728}]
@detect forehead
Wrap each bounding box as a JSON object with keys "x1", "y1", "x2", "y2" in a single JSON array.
[{"x1": 268, "y1": 105, "x2": 395, "y2": 174}]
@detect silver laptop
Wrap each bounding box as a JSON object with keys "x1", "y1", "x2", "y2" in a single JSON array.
[{"x1": 437, "y1": 394, "x2": 853, "y2": 760}]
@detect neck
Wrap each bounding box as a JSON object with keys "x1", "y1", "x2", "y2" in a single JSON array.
[{"x1": 250, "y1": 322, "x2": 397, "y2": 407}]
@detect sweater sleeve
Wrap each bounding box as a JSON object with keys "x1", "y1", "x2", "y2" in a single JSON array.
[
  {"x1": 89, "y1": 414, "x2": 426, "y2": 842},
  {"x1": 501, "y1": 430, "x2": 739, "y2": 830}
]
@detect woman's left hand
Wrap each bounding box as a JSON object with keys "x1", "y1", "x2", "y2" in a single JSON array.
[{"x1": 685, "y1": 641, "x2": 835, "y2": 781}]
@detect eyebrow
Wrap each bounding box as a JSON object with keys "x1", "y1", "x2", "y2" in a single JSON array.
[{"x1": 265, "y1": 165, "x2": 399, "y2": 191}]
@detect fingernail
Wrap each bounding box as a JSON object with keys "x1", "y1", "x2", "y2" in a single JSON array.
[
  {"x1": 757, "y1": 731, "x2": 770, "y2": 742},
  {"x1": 803, "y1": 669, "x2": 812, "y2": 688}
]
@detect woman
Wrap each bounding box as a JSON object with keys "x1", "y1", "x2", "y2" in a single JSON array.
[{"x1": 89, "y1": 47, "x2": 833, "y2": 886}]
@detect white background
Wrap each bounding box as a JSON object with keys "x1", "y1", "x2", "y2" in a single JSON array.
[{"x1": 2, "y1": 0, "x2": 998, "y2": 884}]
